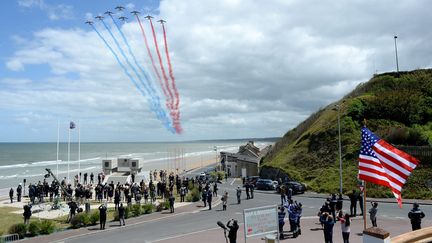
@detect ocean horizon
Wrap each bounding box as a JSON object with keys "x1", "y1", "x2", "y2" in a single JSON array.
[{"x1": 0, "y1": 139, "x2": 277, "y2": 190}]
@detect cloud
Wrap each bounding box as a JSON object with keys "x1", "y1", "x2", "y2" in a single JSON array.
[
  {"x1": 17, "y1": 0, "x2": 74, "y2": 20},
  {"x1": 2, "y1": 0, "x2": 432, "y2": 141}
]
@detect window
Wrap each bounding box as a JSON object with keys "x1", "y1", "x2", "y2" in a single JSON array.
[
  {"x1": 105, "y1": 162, "x2": 109, "y2": 167},
  {"x1": 131, "y1": 161, "x2": 137, "y2": 167}
]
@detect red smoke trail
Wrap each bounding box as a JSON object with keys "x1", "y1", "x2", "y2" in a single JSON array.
[
  {"x1": 135, "y1": 15, "x2": 172, "y2": 112},
  {"x1": 148, "y1": 18, "x2": 182, "y2": 133},
  {"x1": 161, "y1": 22, "x2": 181, "y2": 124}
]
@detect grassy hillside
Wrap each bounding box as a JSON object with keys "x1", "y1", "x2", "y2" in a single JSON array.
[{"x1": 263, "y1": 69, "x2": 432, "y2": 199}]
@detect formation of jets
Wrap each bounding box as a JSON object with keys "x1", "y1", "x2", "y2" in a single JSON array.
[{"x1": 86, "y1": 6, "x2": 166, "y2": 25}]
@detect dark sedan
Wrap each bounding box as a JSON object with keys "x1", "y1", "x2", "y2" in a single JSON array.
[
  {"x1": 255, "y1": 179, "x2": 276, "y2": 190},
  {"x1": 276, "y1": 181, "x2": 306, "y2": 194}
]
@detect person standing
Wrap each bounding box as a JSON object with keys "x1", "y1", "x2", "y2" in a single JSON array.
[
  {"x1": 245, "y1": 183, "x2": 250, "y2": 199},
  {"x1": 179, "y1": 185, "x2": 186, "y2": 202},
  {"x1": 236, "y1": 186, "x2": 241, "y2": 204},
  {"x1": 222, "y1": 191, "x2": 228, "y2": 211},
  {"x1": 169, "y1": 193, "x2": 175, "y2": 213},
  {"x1": 213, "y1": 183, "x2": 218, "y2": 197},
  {"x1": 23, "y1": 203, "x2": 32, "y2": 225},
  {"x1": 287, "y1": 187, "x2": 293, "y2": 201},
  {"x1": 369, "y1": 202, "x2": 378, "y2": 227},
  {"x1": 68, "y1": 201, "x2": 77, "y2": 223},
  {"x1": 207, "y1": 189, "x2": 213, "y2": 210},
  {"x1": 340, "y1": 213, "x2": 350, "y2": 243},
  {"x1": 329, "y1": 194, "x2": 337, "y2": 222},
  {"x1": 320, "y1": 213, "x2": 335, "y2": 243},
  {"x1": 9, "y1": 188, "x2": 14, "y2": 203},
  {"x1": 280, "y1": 185, "x2": 286, "y2": 205},
  {"x1": 250, "y1": 184, "x2": 254, "y2": 199},
  {"x1": 358, "y1": 191, "x2": 364, "y2": 216},
  {"x1": 17, "y1": 184, "x2": 22, "y2": 202},
  {"x1": 278, "y1": 207, "x2": 286, "y2": 239},
  {"x1": 201, "y1": 189, "x2": 207, "y2": 207},
  {"x1": 118, "y1": 203, "x2": 125, "y2": 226},
  {"x1": 90, "y1": 172, "x2": 94, "y2": 184},
  {"x1": 99, "y1": 203, "x2": 107, "y2": 230},
  {"x1": 227, "y1": 219, "x2": 239, "y2": 243},
  {"x1": 336, "y1": 194, "x2": 343, "y2": 216},
  {"x1": 348, "y1": 190, "x2": 357, "y2": 217},
  {"x1": 408, "y1": 203, "x2": 425, "y2": 231}
]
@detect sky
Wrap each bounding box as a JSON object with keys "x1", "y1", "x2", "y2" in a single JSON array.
[{"x1": 0, "y1": 0, "x2": 431, "y2": 142}]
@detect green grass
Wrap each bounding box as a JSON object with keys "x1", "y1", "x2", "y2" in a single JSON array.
[{"x1": 263, "y1": 69, "x2": 432, "y2": 200}]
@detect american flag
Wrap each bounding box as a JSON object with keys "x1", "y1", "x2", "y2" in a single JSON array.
[{"x1": 359, "y1": 127, "x2": 419, "y2": 207}]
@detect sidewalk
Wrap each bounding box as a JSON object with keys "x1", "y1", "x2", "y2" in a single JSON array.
[
  {"x1": 154, "y1": 216, "x2": 421, "y2": 243},
  {"x1": 19, "y1": 195, "x2": 222, "y2": 243}
]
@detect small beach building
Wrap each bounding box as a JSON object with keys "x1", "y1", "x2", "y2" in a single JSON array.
[
  {"x1": 102, "y1": 159, "x2": 117, "y2": 175},
  {"x1": 221, "y1": 141, "x2": 267, "y2": 178}
]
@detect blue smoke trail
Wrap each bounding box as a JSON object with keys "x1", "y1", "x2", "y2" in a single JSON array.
[
  {"x1": 109, "y1": 15, "x2": 158, "y2": 96},
  {"x1": 91, "y1": 24, "x2": 174, "y2": 133},
  {"x1": 99, "y1": 19, "x2": 173, "y2": 132}
]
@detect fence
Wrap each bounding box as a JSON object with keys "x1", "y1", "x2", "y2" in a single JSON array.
[
  {"x1": 396, "y1": 146, "x2": 432, "y2": 165},
  {"x1": 0, "y1": 234, "x2": 19, "y2": 243}
]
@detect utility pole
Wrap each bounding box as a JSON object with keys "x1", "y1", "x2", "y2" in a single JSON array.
[
  {"x1": 394, "y1": 35, "x2": 399, "y2": 76},
  {"x1": 337, "y1": 105, "x2": 343, "y2": 195}
]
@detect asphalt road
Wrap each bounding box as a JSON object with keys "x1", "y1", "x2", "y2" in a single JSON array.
[{"x1": 62, "y1": 165, "x2": 432, "y2": 243}]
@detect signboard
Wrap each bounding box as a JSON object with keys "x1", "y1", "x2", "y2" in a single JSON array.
[{"x1": 243, "y1": 205, "x2": 278, "y2": 239}]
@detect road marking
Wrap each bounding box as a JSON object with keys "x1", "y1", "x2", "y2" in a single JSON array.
[
  {"x1": 148, "y1": 222, "x2": 246, "y2": 243},
  {"x1": 230, "y1": 178, "x2": 237, "y2": 186},
  {"x1": 147, "y1": 226, "x2": 220, "y2": 243}
]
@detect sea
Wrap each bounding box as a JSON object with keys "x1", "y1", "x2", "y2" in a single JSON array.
[{"x1": 0, "y1": 140, "x2": 275, "y2": 193}]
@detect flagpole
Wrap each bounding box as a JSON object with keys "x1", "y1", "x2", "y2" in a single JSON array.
[
  {"x1": 363, "y1": 180, "x2": 367, "y2": 230},
  {"x1": 68, "y1": 124, "x2": 71, "y2": 182},
  {"x1": 56, "y1": 120, "x2": 60, "y2": 178},
  {"x1": 78, "y1": 120, "x2": 81, "y2": 183}
]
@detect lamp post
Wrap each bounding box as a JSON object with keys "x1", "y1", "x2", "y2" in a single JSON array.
[
  {"x1": 337, "y1": 105, "x2": 343, "y2": 195},
  {"x1": 214, "y1": 146, "x2": 218, "y2": 169},
  {"x1": 394, "y1": 35, "x2": 399, "y2": 75}
]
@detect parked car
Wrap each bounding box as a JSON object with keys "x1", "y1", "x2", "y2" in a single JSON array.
[
  {"x1": 276, "y1": 181, "x2": 306, "y2": 194},
  {"x1": 255, "y1": 179, "x2": 276, "y2": 190},
  {"x1": 244, "y1": 176, "x2": 260, "y2": 187}
]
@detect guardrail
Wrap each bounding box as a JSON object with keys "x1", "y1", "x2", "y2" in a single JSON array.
[
  {"x1": 0, "y1": 233, "x2": 19, "y2": 242},
  {"x1": 392, "y1": 227, "x2": 432, "y2": 243}
]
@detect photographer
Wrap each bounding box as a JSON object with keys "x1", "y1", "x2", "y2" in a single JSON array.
[{"x1": 227, "y1": 219, "x2": 239, "y2": 243}]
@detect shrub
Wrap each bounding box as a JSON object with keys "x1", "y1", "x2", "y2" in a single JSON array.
[
  {"x1": 113, "y1": 211, "x2": 119, "y2": 221},
  {"x1": 125, "y1": 207, "x2": 130, "y2": 219},
  {"x1": 142, "y1": 204, "x2": 154, "y2": 214},
  {"x1": 39, "y1": 220, "x2": 56, "y2": 235},
  {"x1": 90, "y1": 211, "x2": 99, "y2": 225},
  {"x1": 186, "y1": 188, "x2": 200, "y2": 202},
  {"x1": 9, "y1": 223, "x2": 27, "y2": 239},
  {"x1": 70, "y1": 213, "x2": 90, "y2": 229},
  {"x1": 163, "y1": 201, "x2": 170, "y2": 210},
  {"x1": 188, "y1": 181, "x2": 195, "y2": 191},
  {"x1": 28, "y1": 221, "x2": 41, "y2": 236},
  {"x1": 131, "y1": 204, "x2": 142, "y2": 217}
]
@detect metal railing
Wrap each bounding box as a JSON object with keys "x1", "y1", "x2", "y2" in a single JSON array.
[{"x1": 0, "y1": 233, "x2": 19, "y2": 242}]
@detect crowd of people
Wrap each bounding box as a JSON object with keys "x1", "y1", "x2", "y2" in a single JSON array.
[
  {"x1": 12, "y1": 169, "x2": 214, "y2": 227},
  {"x1": 315, "y1": 190, "x2": 427, "y2": 243}
]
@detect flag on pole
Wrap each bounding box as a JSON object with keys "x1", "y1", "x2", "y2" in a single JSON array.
[
  {"x1": 70, "y1": 121, "x2": 76, "y2": 129},
  {"x1": 359, "y1": 127, "x2": 419, "y2": 208}
]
